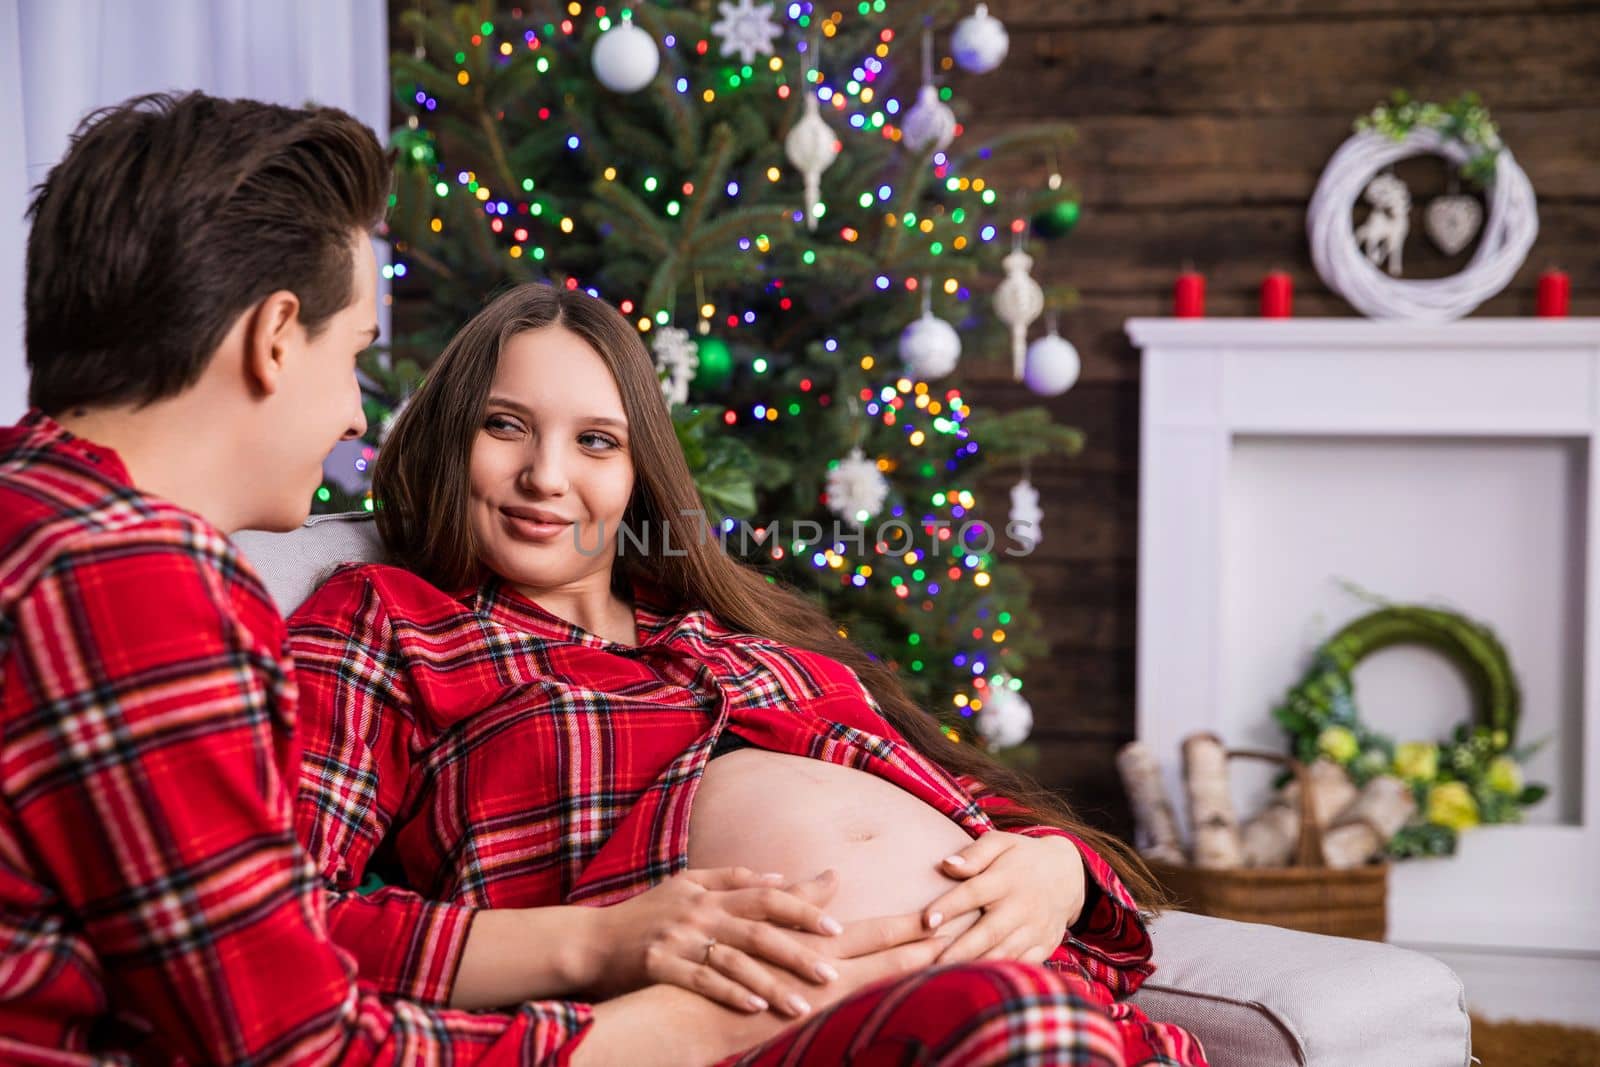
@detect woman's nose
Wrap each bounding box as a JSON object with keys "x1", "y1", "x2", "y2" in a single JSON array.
[{"x1": 518, "y1": 448, "x2": 569, "y2": 496}]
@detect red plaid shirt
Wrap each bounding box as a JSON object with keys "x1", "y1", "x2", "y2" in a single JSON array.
[
  {"x1": 0, "y1": 412, "x2": 591, "y2": 1064},
  {"x1": 290, "y1": 562, "x2": 1194, "y2": 1062}
]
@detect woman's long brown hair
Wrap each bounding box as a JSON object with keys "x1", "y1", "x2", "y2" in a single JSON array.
[{"x1": 374, "y1": 283, "x2": 1164, "y2": 908}]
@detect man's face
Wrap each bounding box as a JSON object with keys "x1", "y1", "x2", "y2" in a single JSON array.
[{"x1": 256, "y1": 233, "x2": 375, "y2": 531}]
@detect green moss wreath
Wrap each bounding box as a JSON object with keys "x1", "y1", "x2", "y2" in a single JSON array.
[{"x1": 1273, "y1": 603, "x2": 1547, "y2": 858}]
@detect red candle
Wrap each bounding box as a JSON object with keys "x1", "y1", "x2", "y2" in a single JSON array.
[
  {"x1": 1537, "y1": 269, "x2": 1570, "y2": 317},
  {"x1": 1173, "y1": 270, "x2": 1206, "y2": 318},
  {"x1": 1260, "y1": 271, "x2": 1294, "y2": 318}
]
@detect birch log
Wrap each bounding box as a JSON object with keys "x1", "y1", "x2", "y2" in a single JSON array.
[
  {"x1": 1323, "y1": 775, "x2": 1416, "y2": 869},
  {"x1": 1306, "y1": 759, "x2": 1360, "y2": 827},
  {"x1": 1115, "y1": 741, "x2": 1186, "y2": 864},
  {"x1": 1182, "y1": 733, "x2": 1243, "y2": 869},
  {"x1": 1240, "y1": 783, "x2": 1300, "y2": 867}
]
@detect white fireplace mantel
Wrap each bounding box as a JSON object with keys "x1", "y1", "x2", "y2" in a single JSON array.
[{"x1": 1128, "y1": 318, "x2": 1600, "y2": 980}]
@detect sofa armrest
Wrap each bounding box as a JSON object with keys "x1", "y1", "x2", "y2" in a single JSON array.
[{"x1": 1129, "y1": 911, "x2": 1470, "y2": 1067}]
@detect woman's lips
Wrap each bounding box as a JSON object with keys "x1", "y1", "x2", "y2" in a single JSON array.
[{"x1": 500, "y1": 508, "x2": 574, "y2": 542}]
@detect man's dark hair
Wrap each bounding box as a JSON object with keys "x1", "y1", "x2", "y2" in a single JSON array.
[{"x1": 25, "y1": 92, "x2": 391, "y2": 413}]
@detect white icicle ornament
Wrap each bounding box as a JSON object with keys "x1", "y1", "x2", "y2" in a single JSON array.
[
  {"x1": 978, "y1": 677, "x2": 1034, "y2": 749},
  {"x1": 651, "y1": 326, "x2": 698, "y2": 407},
  {"x1": 1008, "y1": 477, "x2": 1042, "y2": 551},
  {"x1": 824, "y1": 446, "x2": 889, "y2": 525},
  {"x1": 901, "y1": 83, "x2": 957, "y2": 153},
  {"x1": 951, "y1": 3, "x2": 1009, "y2": 74},
  {"x1": 993, "y1": 249, "x2": 1044, "y2": 378},
  {"x1": 899, "y1": 308, "x2": 961, "y2": 380},
  {"x1": 785, "y1": 94, "x2": 838, "y2": 231}
]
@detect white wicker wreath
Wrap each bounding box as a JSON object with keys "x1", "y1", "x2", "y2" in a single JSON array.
[{"x1": 1307, "y1": 127, "x2": 1538, "y2": 321}]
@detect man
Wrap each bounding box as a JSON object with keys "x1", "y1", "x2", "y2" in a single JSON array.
[{"x1": 0, "y1": 91, "x2": 943, "y2": 1065}]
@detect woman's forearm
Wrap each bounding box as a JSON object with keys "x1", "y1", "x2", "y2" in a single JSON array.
[{"x1": 450, "y1": 905, "x2": 603, "y2": 1010}]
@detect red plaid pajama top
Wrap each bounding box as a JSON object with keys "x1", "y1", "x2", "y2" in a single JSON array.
[
  {"x1": 289, "y1": 561, "x2": 1205, "y2": 1065},
  {"x1": 0, "y1": 412, "x2": 591, "y2": 1064}
]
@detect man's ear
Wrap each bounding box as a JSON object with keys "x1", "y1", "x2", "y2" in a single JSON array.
[{"x1": 242, "y1": 291, "x2": 302, "y2": 397}]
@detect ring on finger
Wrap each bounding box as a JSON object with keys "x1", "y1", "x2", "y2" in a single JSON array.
[{"x1": 702, "y1": 938, "x2": 718, "y2": 965}]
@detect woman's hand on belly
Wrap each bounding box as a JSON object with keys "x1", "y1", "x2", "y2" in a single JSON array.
[
  {"x1": 577, "y1": 866, "x2": 849, "y2": 1018},
  {"x1": 919, "y1": 829, "x2": 1088, "y2": 966}
]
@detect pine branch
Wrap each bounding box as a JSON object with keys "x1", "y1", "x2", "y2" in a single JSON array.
[{"x1": 586, "y1": 180, "x2": 675, "y2": 257}]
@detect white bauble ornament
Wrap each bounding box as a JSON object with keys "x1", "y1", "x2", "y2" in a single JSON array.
[
  {"x1": 993, "y1": 249, "x2": 1044, "y2": 378},
  {"x1": 824, "y1": 446, "x2": 889, "y2": 525},
  {"x1": 651, "y1": 326, "x2": 699, "y2": 407},
  {"x1": 591, "y1": 16, "x2": 660, "y2": 93},
  {"x1": 901, "y1": 83, "x2": 957, "y2": 153},
  {"x1": 1008, "y1": 478, "x2": 1042, "y2": 552},
  {"x1": 951, "y1": 3, "x2": 1009, "y2": 74},
  {"x1": 1023, "y1": 329, "x2": 1080, "y2": 396},
  {"x1": 977, "y1": 676, "x2": 1033, "y2": 749},
  {"x1": 711, "y1": 0, "x2": 783, "y2": 64},
  {"x1": 898, "y1": 309, "x2": 961, "y2": 380},
  {"x1": 785, "y1": 94, "x2": 839, "y2": 232}
]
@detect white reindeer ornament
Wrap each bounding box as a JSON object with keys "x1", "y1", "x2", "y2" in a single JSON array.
[{"x1": 1354, "y1": 172, "x2": 1411, "y2": 276}]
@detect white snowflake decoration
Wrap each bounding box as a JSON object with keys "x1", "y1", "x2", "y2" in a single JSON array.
[
  {"x1": 651, "y1": 326, "x2": 699, "y2": 408},
  {"x1": 711, "y1": 0, "x2": 783, "y2": 65},
  {"x1": 977, "y1": 676, "x2": 1034, "y2": 749},
  {"x1": 824, "y1": 446, "x2": 889, "y2": 525},
  {"x1": 1008, "y1": 477, "x2": 1042, "y2": 551}
]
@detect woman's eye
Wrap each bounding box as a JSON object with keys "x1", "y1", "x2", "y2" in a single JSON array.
[
  {"x1": 484, "y1": 414, "x2": 522, "y2": 434},
  {"x1": 579, "y1": 432, "x2": 619, "y2": 451}
]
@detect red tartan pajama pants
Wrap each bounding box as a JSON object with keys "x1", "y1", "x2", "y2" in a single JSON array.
[{"x1": 716, "y1": 961, "x2": 1189, "y2": 1067}]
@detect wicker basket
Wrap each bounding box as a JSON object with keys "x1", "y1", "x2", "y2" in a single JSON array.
[{"x1": 1147, "y1": 749, "x2": 1389, "y2": 942}]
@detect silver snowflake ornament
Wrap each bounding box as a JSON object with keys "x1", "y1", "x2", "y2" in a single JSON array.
[
  {"x1": 711, "y1": 0, "x2": 783, "y2": 64},
  {"x1": 824, "y1": 446, "x2": 889, "y2": 525}
]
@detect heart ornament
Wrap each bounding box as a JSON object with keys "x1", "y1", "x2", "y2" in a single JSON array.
[{"x1": 1425, "y1": 194, "x2": 1484, "y2": 256}]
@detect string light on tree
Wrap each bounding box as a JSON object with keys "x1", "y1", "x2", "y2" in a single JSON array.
[{"x1": 590, "y1": 13, "x2": 660, "y2": 93}]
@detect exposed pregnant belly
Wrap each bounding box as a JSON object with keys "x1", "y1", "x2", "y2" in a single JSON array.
[{"x1": 687, "y1": 748, "x2": 980, "y2": 933}]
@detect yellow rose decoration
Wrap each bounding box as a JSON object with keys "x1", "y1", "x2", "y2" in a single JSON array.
[
  {"x1": 1426, "y1": 781, "x2": 1480, "y2": 831},
  {"x1": 1317, "y1": 726, "x2": 1360, "y2": 764},
  {"x1": 1486, "y1": 756, "x2": 1523, "y2": 795},
  {"x1": 1393, "y1": 741, "x2": 1439, "y2": 783}
]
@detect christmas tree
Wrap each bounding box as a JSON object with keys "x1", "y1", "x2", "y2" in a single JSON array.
[{"x1": 320, "y1": 0, "x2": 1087, "y2": 752}]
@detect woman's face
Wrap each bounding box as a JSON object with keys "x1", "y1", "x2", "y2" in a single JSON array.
[{"x1": 468, "y1": 324, "x2": 635, "y2": 594}]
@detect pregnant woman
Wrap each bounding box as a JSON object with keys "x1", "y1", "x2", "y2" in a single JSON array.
[{"x1": 289, "y1": 284, "x2": 1205, "y2": 1066}]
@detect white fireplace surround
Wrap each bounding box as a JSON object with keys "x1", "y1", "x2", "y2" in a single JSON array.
[{"x1": 1127, "y1": 319, "x2": 1600, "y2": 1003}]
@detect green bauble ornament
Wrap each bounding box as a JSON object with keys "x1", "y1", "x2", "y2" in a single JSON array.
[
  {"x1": 694, "y1": 336, "x2": 733, "y2": 388},
  {"x1": 1030, "y1": 197, "x2": 1080, "y2": 239}
]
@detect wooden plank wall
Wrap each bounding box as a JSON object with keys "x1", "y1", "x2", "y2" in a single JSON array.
[{"x1": 949, "y1": 0, "x2": 1600, "y2": 837}]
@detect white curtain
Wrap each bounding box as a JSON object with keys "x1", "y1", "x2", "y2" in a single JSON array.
[{"x1": 0, "y1": 0, "x2": 390, "y2": 421}]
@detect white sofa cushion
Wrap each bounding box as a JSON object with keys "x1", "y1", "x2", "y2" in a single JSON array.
[{"x1": 1133, "y1": 911, "x2": 1470, "y2": 1067}]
